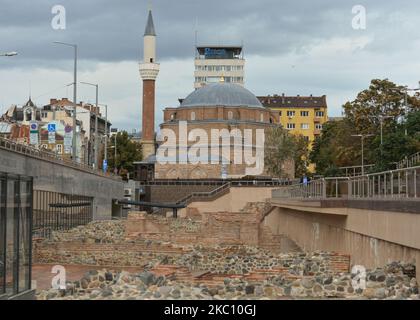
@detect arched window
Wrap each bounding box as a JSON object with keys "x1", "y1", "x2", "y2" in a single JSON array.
[
  {"x1": 260, "y1": 113, "x2": 264, "y2": 122},
  {"x1": 191, "y1": 111, "x2": 196, "y2": 121},
  {"x1": 170, "y1": 113, "x2": 176, "y2": 120},
  {"x1": 228, "y1": 111, "x2": 233, "y2": 120}
]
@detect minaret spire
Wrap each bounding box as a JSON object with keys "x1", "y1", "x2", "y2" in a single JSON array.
[{"x1": 139, "y1": 8, "x2": 160, "y2": 160}]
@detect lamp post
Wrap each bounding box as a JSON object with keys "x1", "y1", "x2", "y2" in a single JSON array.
[
  {"x1": 368, "y1": 115, "x2": 394, "y2": 146},
  {"x1": 97, "y1": 103, "x2": 109, "y2": 164},
  {"x1": 81, "y1": 82, "x2": 99, "y2": 169},
  {"x1": 53, "y1": 42, "x2": 78, "y2": 160},
  {"x1": 390, "y1": 83, "x2": 420, "y2": 136},
  {"x1": 0, "y1": 52, "x2": 18, "y2": 57},
  {"x1": 110, "y1": 128, "x2": 118, "y2": 173},
  {"x1": 352, "y1": 134, "x2": 374, "y2": 176}
]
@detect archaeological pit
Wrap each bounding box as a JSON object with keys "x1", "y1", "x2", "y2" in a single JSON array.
[{"x1": 33, "y1": 201, "x2": 419, "y2": 300}]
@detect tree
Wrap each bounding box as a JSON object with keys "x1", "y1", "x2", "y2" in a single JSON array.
[
  {"x1": 264, "y1": 126, "x2": 309, "y2": 178},
  {"x1": 310, "y1": 119, "x2": 360, "y2": 176},
  {"x1": 343, "y1": 79, "x2": 407, "y2": 135},
  {"x1": 107, "y1": 131, "x2": 142, "y2": 179},
  {"x1": 311, "y1": 79, "x2": 420, "y2": 176}
]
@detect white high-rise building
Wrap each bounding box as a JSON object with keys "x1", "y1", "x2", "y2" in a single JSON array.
[{"x1": 194, "y1": 46, "x2": 245, "y2": 89}]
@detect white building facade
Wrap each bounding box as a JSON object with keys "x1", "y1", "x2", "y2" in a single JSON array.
[{"x1": 194, "y1": 46, "x2": 245, "y2": 89}]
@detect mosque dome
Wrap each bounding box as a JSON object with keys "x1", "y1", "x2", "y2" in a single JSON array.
[{"x1": 180, "y1": 83, "x2": 264, "y2": 109}]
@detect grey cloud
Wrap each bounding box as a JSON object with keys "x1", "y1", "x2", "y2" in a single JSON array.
[{"x1": 1, "y1": 0, "x2": 418, "y2": 69}]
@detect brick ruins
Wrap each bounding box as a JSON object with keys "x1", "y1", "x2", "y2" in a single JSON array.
[{"x1": 34, "y1": 202, "x2": 419, "y2": 300}]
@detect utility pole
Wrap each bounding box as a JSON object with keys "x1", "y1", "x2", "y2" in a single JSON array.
[
  {"x1": 352, "y1": 134, "x2": 374, "y2": 176},
  {"x1": 81, "y1": 82, "x2": 99, "y2": 169},
  {"x1": 53, "y1": 42, "x2": 78, "y2": 161}
]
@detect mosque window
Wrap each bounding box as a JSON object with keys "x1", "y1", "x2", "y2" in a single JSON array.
[
  {"x1": 260, "y1": 114, "x2": 264, "y2": 122},
  {"x1": 228, "y1": 111, "x2": 233, "y2": 120},
  {"x1": 191, "y1": 112, "x2": 196, "y2": 121}
]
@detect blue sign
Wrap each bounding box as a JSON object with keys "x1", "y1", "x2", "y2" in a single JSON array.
[
  {"x1": 48, "y1": 123, "x2": 56, "y2": 132},
  {"x1": 103, "y1": 159, "x2": 108, "y2": 173},
  {"x1": 204, "y1": 48, "x2": 227, "y2": 58}
]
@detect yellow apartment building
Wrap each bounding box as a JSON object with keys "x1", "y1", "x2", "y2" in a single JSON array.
[{"x1": 257, "y1": 94, "x2": 328, "y2": 145}]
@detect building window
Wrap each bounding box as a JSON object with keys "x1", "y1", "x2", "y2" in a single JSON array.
[
  {"x1": 301, "y1": 111, "x2": 309, "y2": 117},
  {"x1": 279, "y1": 111, "x2": 282, "y2": 117},
  {"x1": 315, "y1": 123, "x2": 323, "y2": 130},
  {"x1": 315, "y1": 111, "x2": 324, "y2": 117},
  {"x1": 170, "y1": 113, "x2": 176, "y2": 120},
  {"x1": 287, "y1": 111, "x2": 295, "y2": 117},
  {"x1": 301, "y1": 123, "x2": 310, "y2": 129},
  {"x1": 287, "y1": 123, "x2": 295, "y2": 130},
  {"x1": 191, "y1": 112, "x2": 196, "y2": 121},
  {"x1": 41, "y1": 112, "x2": 48, "y2": 118},
  {"x1": 260, "y1": 114, "x2": 264, "y2": 122},
  {"x1": 228, "y1": 111, "x2": 233, "y2": 120},
  {"x1": 56, "y1": 144, "x2": 63, "y2": 154}
]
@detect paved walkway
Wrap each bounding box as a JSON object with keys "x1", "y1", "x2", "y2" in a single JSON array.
[{"x1": 32, "y1": 264, "x2": 143, "y2": 291}]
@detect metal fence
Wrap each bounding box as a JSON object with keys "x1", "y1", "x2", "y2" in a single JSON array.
[
  {"x1": 273, "y1": 166, "x2": 420, "y2": 200},
  {"x1": 0, "y1": 173, "x2": 33, "y2": 299},
  {"x1": 0, "y1": 136, "x2": 120, "y2": 180},
  {"x1": 32, "y1": 190, "x2": 93, "y2": 238},
  {"x1": 397, "y1": 152, "x2": 420, "y2": 170}
]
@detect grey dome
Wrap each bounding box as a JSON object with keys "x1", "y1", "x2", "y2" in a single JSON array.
[{"x1": 181, "y1": 83, "x2": 264, "y2": 108}]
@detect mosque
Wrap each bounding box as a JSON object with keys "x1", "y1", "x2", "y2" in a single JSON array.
[{"x1": 137, "y1": 9, "x2": 294, "y2": 180}]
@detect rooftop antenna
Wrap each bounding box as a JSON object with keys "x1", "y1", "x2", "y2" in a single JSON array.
[
  {"x1": 194, "y1": 17, "x2": 198, "y2": 56},
  {"x1": 148, "y1": 0, "x2": 152, "y2": 11}
]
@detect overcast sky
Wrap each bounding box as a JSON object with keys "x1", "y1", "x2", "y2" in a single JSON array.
[{"x1": 1, "y1": 0, "x2": 420, "y2": 131}]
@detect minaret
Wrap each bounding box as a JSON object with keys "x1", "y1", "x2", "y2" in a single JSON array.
[{"x1": 139, "y1": 9, "x2": 160, "y2": 160}]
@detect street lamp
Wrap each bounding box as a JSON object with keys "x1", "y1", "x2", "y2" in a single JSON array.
[
  {"x1": 80, "y1": 81, "x2": 99, "y2": 169},
  {"x1": 351, "y1": 134, "x2": 374, "y2": 176},
  {"x1": 368, "y1": 115, "x2": 394, "y2": 146},
  {"x1": 53, "y1": 41, "x2": 78, "y2": 160},
  {"x1": 390, "y1": 83, "x2": 420, "y2": 136},
  {"x1": 110, "y1": 128, "x2": 118, "y2": 173},
  {"x1": 98, "y1": 103, "x2": 109, "y2": 164},
  {"x1": 0, "y1": 52, "x2": 18, "y2": 57}
]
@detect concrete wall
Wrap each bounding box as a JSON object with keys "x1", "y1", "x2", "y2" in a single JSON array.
[
  {"x1": 179, "y1": 187, "x2": 275, "y2": 217},
  {"x1": 0, "y1": 148, "x2": 124, "y2": 220},
  {"x1": 265, "y1": 205, "x2": 420, "y2": 279}
]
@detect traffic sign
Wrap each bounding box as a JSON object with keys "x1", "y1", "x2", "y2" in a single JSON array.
[
  {"x1": 48, "y1": 123, "x2": 56, "y2": 132},
  {"x1": 30, "y1": 122, "x2": 38, "y2": 132},
  {"x1": 103, "y1": 159, "x2": 108, "y2": 173}
]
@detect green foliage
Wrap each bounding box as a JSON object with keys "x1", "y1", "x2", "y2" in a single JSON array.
[
  {"x1": 310, "y1": 79, "x2": 420, "y2": 176},
  {"x1": 264, "y1": 126, "x2": 309, "y2": 178},
  {"x1": 107, "y1": 131, "x2": 142, "y2": 179}
]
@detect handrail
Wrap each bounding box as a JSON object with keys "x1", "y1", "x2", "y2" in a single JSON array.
[
  {"x1": 273, "y1": 165, "x2": 420, "y2": 200},
  {"x1": 0, "y1": 136, "x2": 121, "y2": 181}
]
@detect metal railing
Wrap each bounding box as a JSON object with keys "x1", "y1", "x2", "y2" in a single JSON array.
[
  {"x1": 397, "y1": 152, "x2": 420, "y2": 170},
  {"x1": 175, "y1": 183, "x2": 232, "y2": 206},
  {"x1": 0, "y1": 137, "x2": 120, "y2": 180},
  {"x1": 32, "y1": 190, "x2": 93, "y2": 238},
  {"x1": 273, "y1": 166, "x2": 420, "y2": 200},
  {"x1": 139, "y1": 178, "x2": 295, "y2": 187}
]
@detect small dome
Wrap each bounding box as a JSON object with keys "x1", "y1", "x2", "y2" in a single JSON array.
[{"x1": 181, "y1": 83, "x2": 264, "y2": 109}]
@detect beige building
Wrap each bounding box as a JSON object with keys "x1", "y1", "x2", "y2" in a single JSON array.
[{"x1": 194, "y1": 46, "x2": 245, "y2": 89}]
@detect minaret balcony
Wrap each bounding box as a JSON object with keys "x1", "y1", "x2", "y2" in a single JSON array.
[{"x1": 139, "y1": 62, "x2": 160, "y2": 80}]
